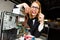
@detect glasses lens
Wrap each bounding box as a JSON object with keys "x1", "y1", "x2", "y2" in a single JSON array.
[{"x1": 31, "y1": 6, "x2": 39, "y2": 9}]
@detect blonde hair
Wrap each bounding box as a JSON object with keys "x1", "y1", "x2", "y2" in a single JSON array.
[
  {"x1": 35, "y1": 1, "x2": 42, "y2": 20},
  {"x1": 33, "y1": 1, "x2": 42, "y2": 13},
  {"x1": 29, "y1": 1, "x2": 42, "y2": 19},
  {"x1": 33, "y1": 0, "x2": 41, "y2": 17}
]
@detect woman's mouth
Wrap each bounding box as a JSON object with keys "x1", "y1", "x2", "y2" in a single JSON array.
[{"x1": 32, "y1": 11, "x2": 36, "y2": 14}]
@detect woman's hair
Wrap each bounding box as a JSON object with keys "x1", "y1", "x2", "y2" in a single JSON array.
[
  {"x1": 33, "y1": 1, "x2": 42, "y2": 13},
  {"x1": 33, "y1": 1, "x2": 42, "y2": 18},
  {"x1": 29, "y1": 1, "x2": 42, "y2": 19}
]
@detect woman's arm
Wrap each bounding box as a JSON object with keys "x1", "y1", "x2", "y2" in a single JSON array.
[
  {"x1": 38, "y1": 13, "x2": 44, "y2": 32},
  {"x1": 16, "y1": 3, "x2": 30, "y2": 28},
  {"x1": 22, "y1": 15, "x2": 30, "y2": 29}
]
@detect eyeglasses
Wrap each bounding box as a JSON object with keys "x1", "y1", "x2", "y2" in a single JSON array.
[{"x1": 31, "y1": 6, "x2": 39, "y2": 9}]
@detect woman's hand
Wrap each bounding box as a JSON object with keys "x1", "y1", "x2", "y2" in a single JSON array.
[
  {"x1": 16, "y1": 3, "x2": 30, "y2": 14},
  {"x1": 38, "y1": 13, "x2": 44, "y2": 32},
  {"x1": 38, "y1": 13, "x2": 44, "y2": 24},
  {"x1": 22, "y1": 3, "x2": 30, "y2": 13}
]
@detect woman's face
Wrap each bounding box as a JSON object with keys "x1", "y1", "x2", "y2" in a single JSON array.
[{"x1": 30, "y1": 2, "x2": 40, "y2": 16}]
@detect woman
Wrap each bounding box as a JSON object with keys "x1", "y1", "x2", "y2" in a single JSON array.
[
  {"x1": 18, "y1": 1, "x2": 44, "y2": 38},
  {"x1": 26, "y1": 1, "x2": 44, "y2": 38}
]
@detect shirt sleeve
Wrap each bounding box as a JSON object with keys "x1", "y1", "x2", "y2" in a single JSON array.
[{"x1": 38, "y1": 23, "x2": 44, "y2": 32}]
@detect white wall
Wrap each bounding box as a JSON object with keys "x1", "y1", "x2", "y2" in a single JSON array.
[
  {"x1": 0, "y1": 0, "x2": 15, "y2": 12},
  {"x1": 0, "y1": 0, "x2": 15, "y2": 38}
]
